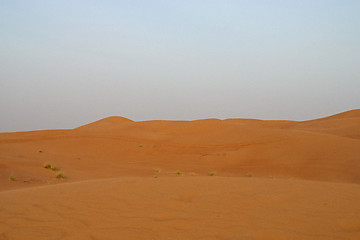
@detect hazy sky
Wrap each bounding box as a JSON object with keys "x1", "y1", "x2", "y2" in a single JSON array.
[{"x1": 1, "y1": 0, "x2": 359, "y2": 132}]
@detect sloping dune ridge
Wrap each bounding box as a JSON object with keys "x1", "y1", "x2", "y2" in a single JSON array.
[{"x1": 1, "y1": 110, "x2": 360, "y2": 239}]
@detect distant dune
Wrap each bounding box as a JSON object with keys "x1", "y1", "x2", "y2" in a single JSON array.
[{"x1": 1, "y1": 110, "x2": 360, "y2": 239}]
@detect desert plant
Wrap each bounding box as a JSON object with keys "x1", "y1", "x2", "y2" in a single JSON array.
[
  {"x1": 189, "y1": 172, "x2": 197, "y2": 176},
  {"x1": 56, "y1": 172, "x2": 65, "y2": 179},
  {"x1": 50, "y1": 165, "x2": 59, "y2": 171},
  {"x1": 44, "y1": 163, "x2": 51, "y2": 169},
  {"x1": 208, "y1": 171, "x2": 217, "y2": 176},
  {"x1": 154, "y1": 168, "x2": 162, "y2": 174},
  {"x1": 9, "y1": 175, "x2": 16, "y2": 181},
  {"x1": 39, "y1": 150, "x2": 43, "y2": 153},
  {"x1": 153, "y1": 175, "x2": 158, "y2": 178},
  {"x1": 175, "y1": 170, "x2": 183, "y2": 176},
  {"x1": 246, "y1": 172, "x2": 253, "y2": 177}
]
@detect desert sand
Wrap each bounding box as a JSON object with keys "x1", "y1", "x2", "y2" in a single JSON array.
[{"x1": 1, "y1": 109, "x2": 360, "y2": 239}]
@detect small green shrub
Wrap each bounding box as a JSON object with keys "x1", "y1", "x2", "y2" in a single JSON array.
[
  {"x1": 208, "y1": 171, "x2": 217, "y2": 176},
  {"x1": 50, "y1": 165, "x2": 59, "y2": 171},
  {"x1": 56, "y1": 172, "x2": 65, "y2": 179},
  {"x1": 154, "y1": 168, "x2": 162, "y2": 174},
  {"x1": 9, "y1": 175, "x2": 16, "y2": 181},
  {"x1": 39, "y1": 150, "x2": 43, "y2": 153},
  {"x1": 175, "y1": 170, "x2": 183, "y2": 176},
  {"x1": 44, "y1": 163, "x2": 51, "y2": 169},
  {"x1": 246, "y1": 172, "x2": 253, "y2": 177}
]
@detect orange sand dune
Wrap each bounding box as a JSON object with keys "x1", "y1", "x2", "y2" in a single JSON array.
[
  {"x1": 1, "y1": 177, "x2": 360, "y2": 240},
  {"x1": 1, "y1": 110, "x2": 360, "y2": 239}
]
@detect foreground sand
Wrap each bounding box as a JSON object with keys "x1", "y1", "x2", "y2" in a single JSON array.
[
  {"x1": 1, "y1": 110, "x2": 360, "y2": 239},
  {"x1": 1, "y1": 177, "x2": 360, "y2": 240}
]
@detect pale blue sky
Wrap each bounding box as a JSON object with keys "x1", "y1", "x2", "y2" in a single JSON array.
[{"x1": 1, "y1": 0, "x2": 359, "y2": 132}]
